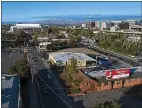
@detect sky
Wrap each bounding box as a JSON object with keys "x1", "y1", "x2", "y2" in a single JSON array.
[{"x1": 2, "y1": 1, "x2": 142, "y2": 22}]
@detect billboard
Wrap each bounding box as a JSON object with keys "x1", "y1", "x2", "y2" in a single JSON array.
[{"x1": 106, "y1": 68, "x2": 130, "y2": 80}]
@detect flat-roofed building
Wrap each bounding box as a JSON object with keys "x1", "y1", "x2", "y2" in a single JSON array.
[
  {"x1": 38, "y1": 42, "x2": 51, "y2": 50},
  {"x1": 130, "y1": 25, "x2": 142, "y2": 32},
  {"x1": 118, "y1": 22, "x2": 129, "y2": 30},
  {"x1": 37, "y1": 37, "x2": 49, "y2": 42},
  {"x1": 10, "y1": 24, "x2": 42, "y2": 33},
  {"x1": 49, "y1": 52, "x2": 97, "y2": 67},
  {"x1": 2, "y1": 75, "x2": 21, "y2": 108}
]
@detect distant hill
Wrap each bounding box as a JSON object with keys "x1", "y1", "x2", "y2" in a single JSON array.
[{"x1": 2, "y1": 14, "x2": 141, "y2": 25}]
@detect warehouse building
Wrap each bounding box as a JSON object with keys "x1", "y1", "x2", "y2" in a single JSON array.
[{"x1": 49, "y1": 52, "x2": 97, "y2": 67}]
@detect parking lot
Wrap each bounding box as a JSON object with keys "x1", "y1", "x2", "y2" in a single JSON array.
[
  {"x1": 72, "y1": 87, "x2": 142, "y2": 108},
  {"x1": 1, "y1": 48, "x2": 23, "y2": 74}
]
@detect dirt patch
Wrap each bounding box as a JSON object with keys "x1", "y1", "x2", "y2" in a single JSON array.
[{"x1": 50, "y1": 47, "x2": 101, "y2": 55}]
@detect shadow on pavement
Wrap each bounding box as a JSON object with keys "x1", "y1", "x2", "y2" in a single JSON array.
[
  {"x1": 119, "y1": 84, "x2": 142, "y2": 108},
  {"x1": 37, "y1": 68, "x2": 87, "y2": 108}
]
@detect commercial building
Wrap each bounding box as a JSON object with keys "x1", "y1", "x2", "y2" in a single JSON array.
[
  {"x1": 38, "y1": 42, "x2": 51, "y2": 50},
  {"x1": 2, "y1": 74, "x2": 21, "y2": 108},
  {"x1": 95, "y1": 21, "x2": 102, "y2": 29},
  {"x1": 49, "y1": 52, "x2": 97, "y2": 67},
  {"x1": 118, "y1": 22, "x2": 129, "y2": 30},
  {"x1": 10, "y1": 24, "x2": 42, "y2": 33},
  {"x1": 82, "y1": 22, "x2": 95, "y2": 29},
  {"x1": 130, "y1": 25, "x2": 142, "y2": 32},
  {"x1": 110, "y1": 26, "x2": 118, "y2": 32},
  {"x1": 37, "y1": 37, "x2": 49, "y2": 42},
  {"x1": 82, "y1": 23, "x2": 86, "y2": 28}
]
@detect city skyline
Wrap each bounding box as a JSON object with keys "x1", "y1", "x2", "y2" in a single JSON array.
[{"x1": 2, "y1": 1, "x2": 141, "y2": 22}]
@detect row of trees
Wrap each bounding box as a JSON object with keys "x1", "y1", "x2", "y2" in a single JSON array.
[
  {"x1": 67, "y1": 28, "x2": 93, "y2": 38},
  {"x1": 93, "y1": 32, "x2": 142, "y2": 56},
  {"x1": 2, "y1": 31, "x2": 29, "y2": 47},
  {"x1": 46, "y1": 41, "x2": 68, "y2": 51},
  {"x1": 66, "y1": 27, "x2": 142, "y2": 56}
]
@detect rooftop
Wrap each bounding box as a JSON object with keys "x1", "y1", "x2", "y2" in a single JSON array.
[
  {"x1": 39, "y1": 42, "x2": 51, "y2": 46},
  {"x1": 50, "y1": 52, "x2": 96, "y2": 64},
  {"x1": 131, "y1": 25, "x2": 142, "y2": 29},
  {"x1": 2, "y1": 75, "x2": 20, "y2": 108},
  {"x1": 16, "y1": 23, "x2": 41, "y2": 27},
  {"x1": 11, "y1": 23, "x2": 42, "y2": 29}
]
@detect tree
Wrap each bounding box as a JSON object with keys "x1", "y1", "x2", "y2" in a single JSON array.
[
  {"x1": 57, "y1": 33, "x2": 65, "y2": 39},
  {"x1": 69, "y1": 35, "x2": 77, "y2": 47},
  {"x1": 46, "y1": 44, "x2": 53, "y2": 51},
  {"x1": 33, "y1": 32, "x2": 38, "y2": 46},
  {"x1": 8, "y1": 66, "x2": 17, "y2": 75},
  {"x1": 94, "y1": 101, "x2": 121, "y2": 108},
  {"x1": 8, "y1": 59, "x2": 30, "y2": 79},
  {"x1": 15, "y1": 31, "x2": 25, "y2": 46}
]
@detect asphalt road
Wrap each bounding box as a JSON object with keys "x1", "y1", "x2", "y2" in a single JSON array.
[
  {"x1": 1, "y1": 48, "x2": 23, "y2": 74},
  {"x1": 28, "y1": 46, "x2": 72, "y2": 108}
]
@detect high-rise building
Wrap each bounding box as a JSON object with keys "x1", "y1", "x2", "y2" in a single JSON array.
[
  {"x1": 110, "y1": 22, "x2": 114, "y2": 27},
  {"x1": 91, "y1": 22, "x2": 96, "y2": 28},
  {"x1": 82, "y1": 22, "x2": 95, "y2": 29},
  {"x1": 101, "y1": 22, "x2": 106, "y2": 30},
  {"x1": 95, "y1": 21, "x2": 102, "y2": 29},
  {"x1": 82, "y1": 23, "x2": 86, "y2": 28},
  {"x1": 110, "y1": 26, "x2": 118, "y2": 32},
  {"x1": 118, "y1": 22, "x2": 129, "y2": 30}
]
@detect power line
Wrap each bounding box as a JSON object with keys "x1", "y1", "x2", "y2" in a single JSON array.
[
  {"x1": 28, "y1": 47, "x2": 40, "y2": 108},
  {"x1": 35, "y1": 73, "x2": 72, "y2": 108},
  {"x1": 33, "y1": 76, "x2": 44, "y2": 108}
]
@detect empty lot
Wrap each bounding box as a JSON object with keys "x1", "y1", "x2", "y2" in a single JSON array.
[{"x1": 52, "y1": 47, "x2": 101, "y2": 55}]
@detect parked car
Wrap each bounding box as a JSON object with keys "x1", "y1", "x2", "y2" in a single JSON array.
[
  {"x1": 47, "y1": 74, "x2": 51, "y2": 79},
  {"x1": 41, "y1": 87, "x2": 48, "y2": 95}
]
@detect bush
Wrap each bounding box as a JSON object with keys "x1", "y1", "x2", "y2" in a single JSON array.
[{"x1": 94, "y1": 101, "x2": 121, "y2": 108}]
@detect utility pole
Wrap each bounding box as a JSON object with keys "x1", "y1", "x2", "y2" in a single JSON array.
[{"x1": 10, "y1": 53, "x2": 12, "y2": 66}]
